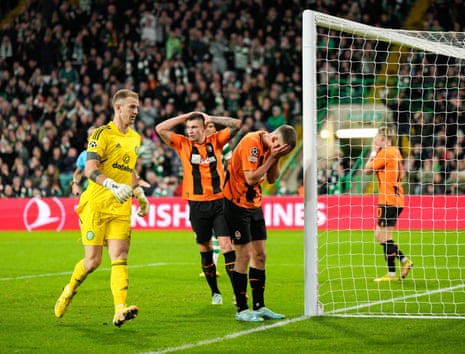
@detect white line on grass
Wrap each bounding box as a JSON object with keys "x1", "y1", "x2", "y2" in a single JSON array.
[
  {"x1": 328, "y1": 283, "x2": 465, "y2": 315},
  {"x1": 0, "y1": 263, "x2": 194, "y2": 281},
  {"x1": 139, "y1": 315, "x2": 309, "y2": 354},
  {"x1": 139, "y1": 283, "x2": 465, "y2": 353}
]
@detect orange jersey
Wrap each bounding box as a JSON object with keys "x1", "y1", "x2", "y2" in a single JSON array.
[
  {"x1": 223, "y1": 131, "x2": 268, "y2": 209},
  {"x1": 373, "y1": 146, "x2": 405, "y2": 207},
  {"x1": 168, "y1": 128, "x2": 230, "y2": 201}
]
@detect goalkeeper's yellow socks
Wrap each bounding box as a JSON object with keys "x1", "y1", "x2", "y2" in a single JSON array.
[
  {"x1": 68, "y1": 259, "x2": 89, "y2": 292},
  {"x1": 111, "y1": 259, "x2": 128, "y2": 310}
]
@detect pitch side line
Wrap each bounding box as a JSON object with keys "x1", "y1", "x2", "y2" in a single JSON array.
[
  {"x1": 140, "y1": 283, "x2": 465, "y2": 353},
  {"x1": 327, "y1": 283, "x2": 465, "y2": 315},
  {"x1": 0, "y1": 263, "x2": 193, "y2": 281},
  {"x1": 139, "y1": 315, "x2": 309, "y2": 354},
  {"x1": 0, "y1": 262, "x2": 299, "y2": 281}
]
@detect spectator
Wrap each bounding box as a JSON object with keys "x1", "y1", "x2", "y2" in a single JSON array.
[
  {"x1": 0, "y1": 0, "x2": 428, "y2": 198},
  {"x1": 266, "y1": 105, "x2": 285, "y2": 132},
  {"x1": 58, "y1": 60, "x2": 79, "y2": 91}
]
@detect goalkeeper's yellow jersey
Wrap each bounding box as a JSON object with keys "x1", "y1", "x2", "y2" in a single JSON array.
[{"x1": 76, "y1": 121, "x2": 141, "y2": 216}]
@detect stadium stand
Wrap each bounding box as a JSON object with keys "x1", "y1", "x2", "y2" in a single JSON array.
[{"x1": 0, "y1": 0, "x2": 464, "y2": 198}]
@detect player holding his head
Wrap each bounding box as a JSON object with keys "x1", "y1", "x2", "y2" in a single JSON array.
[
  {"x1": 201, "y1": 121, "x2": 232, "y2": 274},
  {"x1": 155, "y1": 111, "x2": 241, "y2": 305},
  {"x1": 364, "y1": 125, "x2": 413, "y2": 282},
  {"x1": 54, "y1": 89, "x2": 150, "y2": 327},
  {"x1": 223, "y1": 124, "x2": 297, "y2": 322}
]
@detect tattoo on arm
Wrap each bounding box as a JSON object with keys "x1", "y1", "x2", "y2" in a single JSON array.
[
  {"x1": 229, "y1": 126, "x2": 239, "y2": 137},
  {"x1": 89, "y1": 170, "x2": 102, "y2": 182}
]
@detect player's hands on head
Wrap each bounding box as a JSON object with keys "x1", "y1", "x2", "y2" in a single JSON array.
[
  {"x1": 371, "y1": 137, "x2": 381, "y2": 152},
  {"x1": 133, "y1": 186, "x2": 149, "y2": 217},
  {"x1": 103, "y1": 178, "x2": 133, "y2": 203},
  {"x1": 271, "y1": 144, "x2": 291, "y2": 160}
]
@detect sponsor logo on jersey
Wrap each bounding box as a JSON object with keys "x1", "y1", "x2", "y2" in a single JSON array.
[
  {"x1": 112, "y1": 162, "x2": 133, "y2": 172},
  {"x1": 190, "y1": 154, "x2": 217, "y2": 165}
]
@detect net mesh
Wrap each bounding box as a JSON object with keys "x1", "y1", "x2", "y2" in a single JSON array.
[{"x1": 311, "y1": 12, "x2": 465, "y2": 318}]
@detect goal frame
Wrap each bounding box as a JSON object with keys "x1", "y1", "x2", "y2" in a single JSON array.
[{"x1": 302, "y1": 10, "x2": 465, "y2": 318}]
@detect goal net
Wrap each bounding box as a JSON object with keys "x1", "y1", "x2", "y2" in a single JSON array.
[{"x1": 303, "y1": 10, "x2": 465, "y2": 318}]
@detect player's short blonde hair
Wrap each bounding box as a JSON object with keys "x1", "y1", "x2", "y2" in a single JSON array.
[
  {"x1": 377, "y1": 125, "x2": 397, "y2": 145},
  {"x1": 111, "y1": 89, "x2": 139, "y2": 107}
]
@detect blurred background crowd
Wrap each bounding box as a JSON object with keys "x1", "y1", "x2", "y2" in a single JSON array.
[{"x1": 0, "y1": 0, "x2": 464, "y2": 198}]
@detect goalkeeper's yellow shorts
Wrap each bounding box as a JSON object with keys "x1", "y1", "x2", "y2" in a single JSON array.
[{"x1": 78, "y1": 206, "x2": 131, "y2": 246}]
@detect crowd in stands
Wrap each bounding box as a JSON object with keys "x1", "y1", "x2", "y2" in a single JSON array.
[
  {"x1": 315, "y1": 0, "x2": 465, "y2": 195},
  {"x1": 0, "y1": 0, "x2": 464, "y2": 198}
]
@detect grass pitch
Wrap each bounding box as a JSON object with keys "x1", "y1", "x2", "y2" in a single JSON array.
[{"x1": 1, "y1": 230, "x2": 464, "y2": 353}]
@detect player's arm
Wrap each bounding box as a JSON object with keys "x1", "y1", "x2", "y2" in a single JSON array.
[
  {"x1": 244, "y1": 158, "x2": 277, "y2": 186},
  {"x1": 244, "y1": 144, "x2": 290, "y2": 185},
  {"x1": 364, "y1": 139, "x2": 381, "y2": 175},
  {"x1": 85, "y1": 152, "x2": 132, "y2": 203},
  {"x1": 132, "y1": 170, "x2": 149, "y2": 216},
  {"x1": 364, "y1": 153, "x2": 376, "y2": 175},
  {"x1": 85, "y1": 154, "x2": 107, "y2": 185},
  {"x1": 71, "y1": 167, "x2": 83, "y2": 195},
  {"x1": 155, "y1": 112, "x2": 191, "y2": 143},
  {"x1": 207, "y1": 115, "x2": 242, "y2": 138},
  {"x1": 266, "y1": 159, "x2": 281, "y2": 184}
]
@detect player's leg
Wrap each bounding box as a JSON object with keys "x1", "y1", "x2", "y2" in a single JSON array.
[
  {"x1": 213, "y1": 200, "x2": 236, "y2": 287},
  {"x1": 374, "y1": 206, "x2": 398, "y2": 282},
  {"x1": 391, "y1": 207, "x2": 413, "y2": 279},
  {"x1": 374, "y1": 206, "x2": 412, "y2": 281},
  {"x1": 107, "y1": 215, "x2": 138, "y2": 327},
  {"x1": 199, "y1": 235, "x2": 221, "y2": 277},
  {"x1": 190, "y1": 201, "x2": 222, "y2": 303},
  {"x1": 212, "y1": 234, "x2": 220, "y2": 266},
  {"x1": 198, "y1": 240, "x2": 222, "y2": 304},
  {"x1": 55, "y1": 208, "x2": 104, "y2": 318},
  {"x1": 248, "y1": 213, "x2": 284, "y2": 320},
  {"x1": 224, "y1": 198, "x2": 263, "y2": 322}
]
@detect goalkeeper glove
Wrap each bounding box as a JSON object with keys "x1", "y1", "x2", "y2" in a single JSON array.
[
  {"x1": 133, "y1": 186, "x2": 149, "y2": 217},
  {"x1": 103, "y1": 178, "x2": 133, "y2": 203}
]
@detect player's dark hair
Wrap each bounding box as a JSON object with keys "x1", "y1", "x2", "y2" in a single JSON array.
[
  {"x1": 277, "y1": 124, "x2": 297, "y2": 151},
  {"x1": 188, "y1": 112, "x2": 205, "y2": 122}
]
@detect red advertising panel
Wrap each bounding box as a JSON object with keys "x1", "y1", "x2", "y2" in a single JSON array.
[{"x1": 0, "y1": 196, "x2": 462, "y2": 231}]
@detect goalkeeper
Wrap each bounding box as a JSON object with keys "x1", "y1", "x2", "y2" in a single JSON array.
[
  {"x1": 364, "y1": 125, "x2": 413, "y2": 282},
  {"x1": 54, "y1": 89, "x2": 149, "y2": 327}
]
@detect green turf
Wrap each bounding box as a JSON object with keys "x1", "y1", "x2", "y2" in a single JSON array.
[{"x1": 1, "y1": 230, "x2": 464, "y2": 353}]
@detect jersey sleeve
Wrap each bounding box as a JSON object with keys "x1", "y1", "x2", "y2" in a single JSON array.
[
  {"x1": 216, "y1": 128, "x2": 231, "y2": 147},
  {"x1": 240, "y1": 136, "x2": 260, "y2": 172},
  {"x1": 76, "y1": 151, "x2": 86, "y2": 171},
  {"x1": 87, "y1": 129, "x2": 107, "y2": 159},
  {"x1": 166, "y1": 132, "x2": 184, "y2": 152}
]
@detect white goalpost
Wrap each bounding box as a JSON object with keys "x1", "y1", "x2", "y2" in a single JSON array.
[{"x1": 303, "y1": 10, "x2": 465, "y2": 318}]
